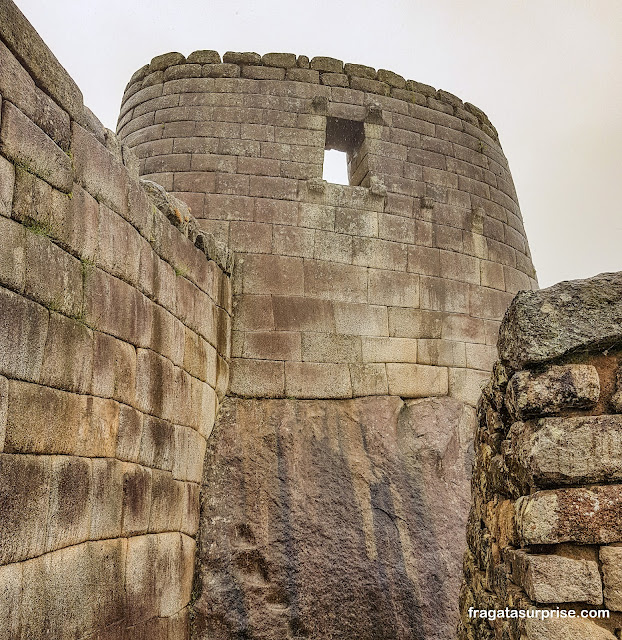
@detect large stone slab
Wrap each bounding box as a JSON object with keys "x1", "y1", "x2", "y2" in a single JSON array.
[
  {"x1": 498, "y1": 272, "x2": 622, "y2": 369},
  {"x1": 193, "y1": 395, "x2": 476, "y2": 640}
]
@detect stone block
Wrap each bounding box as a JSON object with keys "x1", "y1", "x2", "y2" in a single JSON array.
[
  {"x1": 313, "y1": 230, "x2": 353, "y2": 264},
  {"x1": 333, "y1": 302, "x2": 388, "y2": 336},
  {"x1": 448, "y1": 368, "x2": 489, "y2": 406},
  {"x1": 187, "y1": 50, "x2": 221, "y2": 64},
  {"x1": 0, "y1": 154, "x2": 14, "y2": 217},
  {"x1": 233, "y1": 294, "x2": 275, "y2": 331},
  {"x1": 97, "y1": 203, "x2": 142, "y2": 284},
  {"x1": 222, "y1": 51, "x2": 260, "y2": 65},
  {"x1": 516, "y1": 484, "x2": 622, "y2": 545},
  {"x1": 172, "y1": 424, "x2": 206, "y2": 484},
  {"x1": 386, "y1": 363, "x2": 449, "y2": 397},
  {"x1": 242, "y1": 330, "x2": 302, "y2": 361},
  {"x1": 20, "y1": 539, "x2": 125, "y2": 639},
  {"x1": 229, "y1": 358, "x2": 285, "y2": 397},
  {"x1": 5, "y1": 381, "x2": 118, "y2": 457},
  {"x1": 350, "y1": 363, "x2": 389, "y2": 396},
  {"x1": 522, "y1": 616, "x2": 616, "y2": 640},
  {"x1": 273, "y1": 224, "x2": 315, "y2": 258},
  {"x1": 350, "y1": 76, "x2": 390, "y2": 96},
  {"x1": 24, "y1": 231, "x2": 83, "y2": 318},
  {"x1": 388, "y1": 308, "x2": 442, "y2": 339},
  {"x1": 352, "y1": 237, "x2": 407, "y2": 271},
  {"x1": 286, "y1": 68, "x2": 320, "y2": 83},
  {"x1": 116, "y1": 404, "x2": 144, "y2": 463},
  {"x1": 302, "y1": 332, "x2": 362, "y2": 363},
  {"x1": 121, "y1": 463, "x2": 152, "y2": 536},
  {"x1": 344, "y1": 63, "x2": 376, "y2": 79},
  {"x1": 84, "y1": 267, "x2": 153, "y2": 348},
  {"x1": 417, "y1": 339, "x2": 466, "y2": 367},
  {"x1": 0, "y1": 561, "x2": 22, "y2": 638},
  {"x1": 508, "y1": 414, "x2": 622, "y2": 488},
  {"x1": 91, "y1": 331, "x2": 137, "y2": 406},
  {"x1": 272, "y1": 295, "x2": 335, "y2": 332},
  {"x1": 362, "y1": 336, "x2": 418, "y2": 363},
  {"x1": 441, "y1": 314, "x2": 486, "y2": 344},
  {"x1": 0, "y1": 453, "x2": 50, "y2": 563},
  {"x1": 509, "y1": 550, "x2": 602, "y2": 604},
  {"x1": 239, "y1": 253, "x2": 304, "y2": 296},
  {"x1": 151, "y1": 303, "x2": 185, "y2": 367},
  {"x1": 600, "y1": 546, "x2": 622, "y2": 611},
  {"x1": 45, "y1": 455, "x2": 92, "y2": 552},
  {"x1": 0, "y1": 39, "x2": 71, "y2": 148},
  {"x1": 181, "y1": 481, "x2": 200, "y2": 536},
  {"x1": 284, "y1": 362, "x2": 352, "y2": 398},
  {"x1": 464, "y1": 343, "x2": 496, "y2": 371},
  {"x1": 368, "y1": 269, "x2": 419, "y2": 307},
  {"x1": 0, "y1": 101, "x2": 72, "y2": 192},
  {"x1": 39, "y1": 312, "x2": 93, "y2": 394},
  {"x1": 506, "y1": 364, "x2": 600, "y2": 421},
  {"x1": 241, "y1": 65, "x2": 285, "y2": 80},
  {"x1": 149, "y1": 469, "x2": 184, "y2": 533},
  {"x1": 0, "y1": 286, "x2": 48, "y2": 381},
  {"x1": 71, "y1": 123, "x2": 129, "y2": 215},
  {"x1": 89, "y1": 458, "x2": 123, "y2": 540},
  {"x1": 469, "y1": 284, "x2": 514, "y2": 320},
  {"x1": 304, "y1": 261, "x2": 368, "y2": 303},
  {"x1": 310, "y1": 56, "x2": 344, "y2": 73}
]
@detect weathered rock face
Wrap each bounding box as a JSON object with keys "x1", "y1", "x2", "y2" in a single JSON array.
[{"x1": 193, "y1": 396, "x2": 476, "y2": 640}]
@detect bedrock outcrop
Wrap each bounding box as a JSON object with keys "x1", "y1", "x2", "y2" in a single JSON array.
[{"x1": 192, "y1": 395, "x2": 476, "y2": 639}]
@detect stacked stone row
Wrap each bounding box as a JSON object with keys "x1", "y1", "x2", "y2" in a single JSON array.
[
  {"x1": 121, "y1": 50, "x2": 499, "y2": 142},
  {"x1": 460, "y1": 273, "x2": 622, "y2": 640},
  {"x1": 0, "y1": 3, "x2": 232, "y2": 638}
]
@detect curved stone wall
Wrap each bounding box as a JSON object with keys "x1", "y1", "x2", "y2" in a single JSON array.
[{"x1": 118, "y1": 50, "x2": 537, "y2": 404}]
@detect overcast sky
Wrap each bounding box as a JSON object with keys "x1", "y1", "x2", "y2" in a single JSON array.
[{"x1": 13, "y1": 0, "x2": 622, "y2": 288}]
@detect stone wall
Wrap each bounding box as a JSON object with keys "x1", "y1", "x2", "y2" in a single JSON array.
[
  {"x1": 0, "y1": 2, "x2": 232, "y2": 638},
  {"x1": 460, "y1": 272, "x2": 622, "y2": 639},
  {"x1": 118, "y1": 49, "x2": 537, "y2": 406}
]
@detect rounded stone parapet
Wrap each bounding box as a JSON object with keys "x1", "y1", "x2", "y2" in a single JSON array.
[{"x1": 117, "y1": 50, "x2": 538, "y2": 404}]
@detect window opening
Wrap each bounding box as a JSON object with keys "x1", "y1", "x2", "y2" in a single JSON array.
[{"x1": 322, "y1": 117, "x2": 365, "y2": 186}]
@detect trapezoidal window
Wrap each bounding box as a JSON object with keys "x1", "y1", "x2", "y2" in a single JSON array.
[{"x1": 322, "y1": 117, "x2": 366, "y2": 186}]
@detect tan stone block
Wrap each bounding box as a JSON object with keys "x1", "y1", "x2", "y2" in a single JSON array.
[
  {"x1": 285, "y1": 362, "x2": 352, "y2": 398},
  {"x1": 192, "y1": 378, "x2": 217, "y2": 438},
  {"x1": 438, "y1": 250, "x2": 480, "y2": 285},
  {"x1": 509, "y1": 549, "x2": 602, "y2": 604},
  {"x1": 600, "y1": 546, "x2": 622, "y2": 611},
  {"x1": 368, "y1": 270, "x2": 419, "y2": 308},
  {"x1": 24, "y1": 231, "x2": 83, "y2": 318},
  {"x1": 135, "y1": 348, "x2": 175, "y2": 420},
  {"x1": 420, "y1": 276, "x2": 469, "y2": 314},
  {"x1": 229, "y1": 359, "x2": 285, "y2": 397},
  {"x1": 350, "y1": 363, "x2": 389, "y2": 396},
  {"x1": 254, "y1": 198, "x2": 297, "y2": 224},
  {"x1": 386, "y1": 363, "x2": 449, "y2": 397},
  {"x1": 229, "y1": 221, "x2": 273, "y2": 253},
  {"x1": 0, "y1": 376, "x2": 7, "y2": 452},
  {"x1": 0, "y1": 453, "x2": 50, "y2": 563},
  {"x1": 0, "y1": 216, "x2": 26, "y2": 291},
  {"x1": 448, "y1": 368, "x2": 489, "y2": 406},
  {"x1": 336, "y1": 209, "x2": 379, "y2": 238},
  {"x1": 45, "y1": 455, "x2": 92, "y2": 553},
  {"x1": 0, "y1": 287, "x2": 49, "y2": 382},
  {"x1": 465, "y1": 343, "x2": 497, "y2": 371},
  {"x1": 181, "y1": 481, "x2": 200, "y2": 536},
  {"x1": 298, "y1": 202, "x2": 335, "y2": 231},
  {"x1": 273, "y1": 224, "x2": 315, "y2": 258},
  {"x1": 149, "y1": 469, "x2": 184, "y2": 533},
  {"x1": 124, "y1": 534, "x2": 159, "y2": 624},
  {"x1": 239, "y1": 254, "x2": 304, "y2": 296},
  {"x1": 362, "y1": 337, "x2": 418, "y2": 363},
  {"x1": 469, "y1": 284, "x2": 514, "y2": 320},
  {"x1": 233, "y1": 294, "x2": 274, "y2": 332},
  {"x1": 115, "y1": 404, "x2": 143, "y2": 463},
  {"x1": 121, "y1": 462, "x2": 152, "y2": 536},
  {"x1": 272, "y1": 296, "x2": 335, "y2": 331},
  {"x1": 173, "y1": 425, "x2": 206, "y2": 484},
  {"x1": 314, "y1": 230, "x2": 353, "y2": 263},
  {"x1": 333, "y1": 302, "x2": 388, "y2": 336},
  {"x1": 441, "y1": 314, "x2": 486, "y2": 344},
  {"x1": 388, "y1": 308, "x2": 442, "y2": 339},
  {"x1": 39, "y1": 312, "x2": 93, "y2": 394},
  {"x1": 0, "y1": 154, "x2": 15, "y2": 217},
  {"x1": 304, "y1": 261, "x2": 368, "y2": 303},
  {"x1": 302, "y1": 333, "x2": 362, "y2": 363},
  {"x1": 522, "y1": 617, "x2": 617, "y2": 639},
  {"x1": 97, "y1": 203, "x2": 142, "y2": 285},
  {"x1": 240, "y1": 330, "x2": 300, "y2": 361},
  {"x1": 5, "y1": 381, "x2": 118, "y2": 457},
  {"x1": 417, "y1": 339, "x2": 466, "y2": 367},
  {"x1": 481, "y1": 260, "x2": 505, "y2": 289},
  {"x1": 0, "y1": 561, "x2": 22, "y2": 638},
  {"x1": 20, "y1": 539, "x2": 125, "y2": 639},
  {"x1": 352, "y1": 237, "x2": 407, "y2": 271},
  {"x1": 158, "y1": 533, "x2": 195, "y2": 617},
  {"x1": 516, "y1": 485, "x2": 622, "y2": 545},
  {"x1": 151, "y1": 303, "x2": 185, "y2": 367},
  {"x1": 89, "y1": 457, "x2": 123, "y2": 540}
]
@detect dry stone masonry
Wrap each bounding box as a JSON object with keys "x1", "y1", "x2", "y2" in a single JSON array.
[
  {"x1": 0, "y1": 0, "x2": 547, "y2": 637},
  {"x1": 460, "y1": 272, "x2": 622, "y2": 640}
]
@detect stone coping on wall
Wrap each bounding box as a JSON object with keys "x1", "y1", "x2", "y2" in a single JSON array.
[{"x1": 121, "y1": 50, "x2": 499, "y2": 143}]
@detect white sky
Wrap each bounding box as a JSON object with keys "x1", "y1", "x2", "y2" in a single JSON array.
[{"x1": 13, "y1": 0, "x2": 622, "y2": 288}]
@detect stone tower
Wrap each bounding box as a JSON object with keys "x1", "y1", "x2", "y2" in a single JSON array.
[{"x1": 118, "y1": 51, "x2": 536, "y2": 639}]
